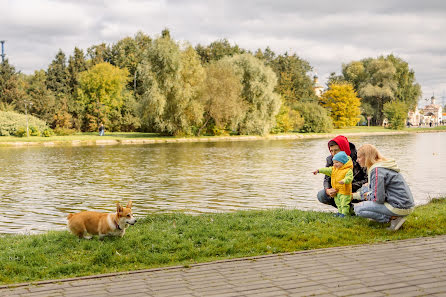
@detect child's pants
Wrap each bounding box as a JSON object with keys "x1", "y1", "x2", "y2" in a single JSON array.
[{"x1": 335, "y1": 194, "x2": 352, "y2": 215}]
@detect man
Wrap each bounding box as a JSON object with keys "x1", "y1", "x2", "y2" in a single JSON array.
[{"x1": 317, "y1": 135, "x2": 368, "y2": 209}]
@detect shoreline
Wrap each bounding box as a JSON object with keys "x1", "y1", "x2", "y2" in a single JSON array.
[{"x1": 1, "y1": 129, "x2": 444, "y2": 148}]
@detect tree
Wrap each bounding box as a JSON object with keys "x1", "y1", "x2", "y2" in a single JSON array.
[
  {"x1": 341, "y1": 55, "x2": 421, "y2": 125},
  {"x1": 67, "y1": 47, "x2": 88, "y2": 93},
  {"x1": 77, "y1": 62, "x2": 130, "y2": 131},
  {"x1": 195, "y1": 39, "x2": 244, "y2": 64},
  {"x1": 0, "y1": 60, "x2": 25, "y2": 109},
  {"x1": 320, "y1": 83, "x2": 361, "y2": 128},
  {"x1": 138, "y1": 36, "x2": 205, "y2": 135},
  {"x1": 266, "y1": 52, "x2": 317, "y2": 104},
  {"x1": 383, "y1": 100, "x2": 409, "y2": 130},
  {"x1": 87, "y1": 43, "x2": 111, "y2": 66},
  {"x1": 224, "y1": 53, "x2": 281, "y2": 135},
  {"x1": 386, "y1": 54, "x2": 421, "y2": 110},
  {"x1": 198, "y1": 60, "x2": 245, "y2": 135},
  {"x1": 25, "y1": 70, "x2": 56, "y2": 124},
  {"x1": 46, "y1": 49, "x2": 70, "y2": 95}
]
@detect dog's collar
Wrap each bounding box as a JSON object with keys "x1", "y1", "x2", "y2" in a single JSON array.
[{"x1": 114, "y1": 218, "x2": 122, "y2": 230}]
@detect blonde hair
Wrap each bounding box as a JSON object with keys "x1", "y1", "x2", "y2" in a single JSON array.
[{"x1": 357, "y1": 144, "x2": 386, "y2": 169}]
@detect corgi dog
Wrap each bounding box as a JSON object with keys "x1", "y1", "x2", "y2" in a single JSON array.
[{"x1": 67, "y1": 201, "x2": 136, "y2": 239}]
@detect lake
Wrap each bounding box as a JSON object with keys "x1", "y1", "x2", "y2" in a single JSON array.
[{"x1": 1, "y1": 132, "x2": 445, "y2": 234}]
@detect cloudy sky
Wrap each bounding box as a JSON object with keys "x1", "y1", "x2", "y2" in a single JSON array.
[{"x1": 1, "y1": 0, "x2": 445, "y2": 106}]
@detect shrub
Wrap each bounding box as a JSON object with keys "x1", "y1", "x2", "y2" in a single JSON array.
[
  {"x1": 15, "y1": 127, "x2": 26, "y2": 137},
  {"x1": 293, "y1": 102, "x2": 333, "y2": 133},
  {"x1": 53, "y1": 127, "x2": 76, "y2": 136},
  {"x1": 42, "y1": 128, "x2": 54, "y2": 137},
  {"x1": 0, "y1": 110, "x2": 49, "y2": 136}
]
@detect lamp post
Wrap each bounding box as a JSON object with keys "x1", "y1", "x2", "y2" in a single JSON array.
[{"x1": 24, "y1": 100, "x2": 33, "y2": 137}]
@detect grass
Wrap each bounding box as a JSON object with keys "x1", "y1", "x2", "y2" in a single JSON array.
[
  {"x1": 1, "y1": 197, "x2": 445, "y2": 285},
  {"x1": 1, "y1": 126, "x2": 446, "y2": 145}
]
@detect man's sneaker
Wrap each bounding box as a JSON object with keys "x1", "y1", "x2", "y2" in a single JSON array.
[{"x1": 387, "y1": 216, "x2": 406, "y2": 231}]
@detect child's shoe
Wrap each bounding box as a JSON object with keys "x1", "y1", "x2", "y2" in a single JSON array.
[{"x1": 387, "y1": 216, "x2": 406, "y2": 231}]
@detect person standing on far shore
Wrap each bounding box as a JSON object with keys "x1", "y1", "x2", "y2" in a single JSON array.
[{"x1": 99, "y1": 123, "x2": 105, "y2": 136}]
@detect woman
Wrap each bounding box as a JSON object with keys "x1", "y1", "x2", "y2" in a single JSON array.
[{"x1": 353, "y1": 144, "x2": 414, "y2": 231}]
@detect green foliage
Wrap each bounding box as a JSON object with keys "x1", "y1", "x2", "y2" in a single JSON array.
[
  {"x1": 293, "y1": 102, "x2": 333, "y2": 133},
  {"x1": 53, "y1": 127, "x2": 76, "y2": 136},
  {"x1": 195, "y1": 39, "x2": 245, "y2": 64},
  {"x1": 0, "y1": 110, "x2": 49, "y2": 136},
  {"x1": 383, "y1": 100, "x2": 409, "y2": 130},
  {"x1": 25, "y1": 70, "x2": 57, "y2": 124},
  {"x1": 320, "y1": 83, "x2": 361, "y2": 128},
  {"x1": 263, "y1": 51, "x2": 316, "y2": 104},
  {"x1": 0, "y1": 60, "x2": 26, "y2": 108},
  {"x1": 198, "y1": 60, "x2": 245, "y2": 135},
  {"x1": 42, "y1": 128, "x2": 54, "y2": 137},
  {"x1": 46, "y1": 50, "x2": 70, "y2": 96},
  {"x1": 224, "y1": 53, "x2": 281, "y2": 135},
  {"x1": 138, "y1": 36, "x2": 205, "y2": 136}
]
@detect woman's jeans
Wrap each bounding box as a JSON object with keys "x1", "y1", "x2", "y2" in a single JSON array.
[{"x1": 354, "y1": 201, "x2": 402, "y2": 223}]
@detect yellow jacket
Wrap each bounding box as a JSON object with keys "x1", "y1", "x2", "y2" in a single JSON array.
[{"x1": 318, "y1": 158, "x2": 353, "y2": 195}]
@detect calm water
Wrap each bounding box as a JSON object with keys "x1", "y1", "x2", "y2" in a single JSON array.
[{"x1": 1, "y1": 132, "x2": 445, "y2": 234}]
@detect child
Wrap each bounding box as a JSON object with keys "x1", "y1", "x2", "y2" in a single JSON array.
[{"x1": 313, "y1": 151, "x2": 353, "y2": 217}]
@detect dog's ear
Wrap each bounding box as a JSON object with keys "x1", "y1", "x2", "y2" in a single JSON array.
[
  {"x1": 126, "y1": 200, "x2": 132, "y2": 209},
  {"x1": 117, "y1": 202, "x2": 123, "y2": 213}
]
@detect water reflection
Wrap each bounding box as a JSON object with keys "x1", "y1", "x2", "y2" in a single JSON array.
[{"x1": 1, "y1": 132, "x2": 445, "y2": 234}]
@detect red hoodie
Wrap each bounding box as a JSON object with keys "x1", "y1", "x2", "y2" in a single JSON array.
[{"x1": 328, "y1": 135, "x2": 351, "y2": 156}]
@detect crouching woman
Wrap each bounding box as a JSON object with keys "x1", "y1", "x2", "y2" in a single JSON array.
[{"x1": 353, "y1": 144, "x2": 414, "y2": 231}]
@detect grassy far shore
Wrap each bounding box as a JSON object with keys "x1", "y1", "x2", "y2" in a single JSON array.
[
  {"x1": 0, "y1": 126, "x2": 446, "y2": 145},
  {"x1": 1, "y1": 197, "x2": 445, "y2": 285}
]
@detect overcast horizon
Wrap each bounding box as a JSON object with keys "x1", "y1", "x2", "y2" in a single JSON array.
[{"x1": 1, "y1": 0, "x2": 445, "y2": 107}]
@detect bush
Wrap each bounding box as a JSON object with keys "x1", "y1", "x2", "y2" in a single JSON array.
[
  {"x1": 15, "y1": 127, "x2": 26, "y2": 137},
  {"x1": 42, "y1": 128, "x2": 54, "y2": 137},
  {"x1": 0, "y1": 110, "x2": 49, "y2": 137},
  {"x1": 53, "y1": 127, "x2": 76, "y2": 136},
  {"x1": 293, "y1": 102, "x2": 333, "y2": 133},
  {"x1": 272, "y1": 103, "x2": 304, "y2": 133}
]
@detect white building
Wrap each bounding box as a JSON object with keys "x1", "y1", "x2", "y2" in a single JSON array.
[{"x1": 423, "y1": 95, "x2": 443, "y2": 125}]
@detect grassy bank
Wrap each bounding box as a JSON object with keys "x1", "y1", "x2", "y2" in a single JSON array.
[
  {"x1": 1, "y1": 126, "x2": 446, "y2": 145},
  {"x1": 1, "y1": 197, "x2": 445, "y2": 285}
]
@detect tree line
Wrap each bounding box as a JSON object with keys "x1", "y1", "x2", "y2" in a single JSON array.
[{"x1": 0, "y1": 29, "x2": 422, "y2": 136}]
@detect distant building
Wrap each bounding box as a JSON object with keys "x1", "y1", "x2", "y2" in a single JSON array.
[
  {"x1": 423, "y1": 95, "x2": 443, "y2": 125},
  {"x1": 313, "y1": 75, "x2": 324, "y2": 97},
  {"x1": 407, "y1": 108, "x2": 421, "y2": 126}
]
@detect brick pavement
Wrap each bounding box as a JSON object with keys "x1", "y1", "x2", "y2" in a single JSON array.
[{"x1": 1, "y1": 235, "x2": 445, "y2": 297}]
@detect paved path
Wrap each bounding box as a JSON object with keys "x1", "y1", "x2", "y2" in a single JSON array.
[{"x1": 1, "y1": 236, "x2": 446, "y2": 297}]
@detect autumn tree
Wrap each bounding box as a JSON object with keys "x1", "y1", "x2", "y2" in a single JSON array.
[
  {"x1": 25, "y1": 70, "x2": 56, "y2": 125},
  {"x1": 77, "y1": 62, "x2": 130, "y2": 131},
  {"x1": 320, "y1": 83, "x2": 361, "y2": 128}
]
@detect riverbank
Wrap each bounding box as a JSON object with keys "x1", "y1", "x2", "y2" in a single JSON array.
[
  {"x1": 1, "y1": 197, "x2": 445, "y2": 285},
  {"x1": 1, "y1": 126, "x2": 446, "y2": 147}
]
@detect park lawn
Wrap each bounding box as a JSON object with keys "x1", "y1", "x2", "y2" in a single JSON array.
[{"x1": 1, "y1": 197, "x2": 445, "y2": 285}]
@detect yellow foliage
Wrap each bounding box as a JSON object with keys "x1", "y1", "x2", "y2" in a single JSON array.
[{"x1": 320, "y1": 83, "x2": 361, "y2": 128}]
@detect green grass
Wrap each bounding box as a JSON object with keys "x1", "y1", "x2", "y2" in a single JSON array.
[{"x1": 1, "y1": 197, "x2": 445, "y2": 285}]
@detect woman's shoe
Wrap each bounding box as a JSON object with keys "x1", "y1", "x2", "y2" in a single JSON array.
[{"x1": 387, "y1": 217, "x2": 406, "y2": 231}]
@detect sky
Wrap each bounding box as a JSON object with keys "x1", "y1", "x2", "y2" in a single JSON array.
[{"x1": 1, "y1": 0, "x2": 445, "y2": 107}]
